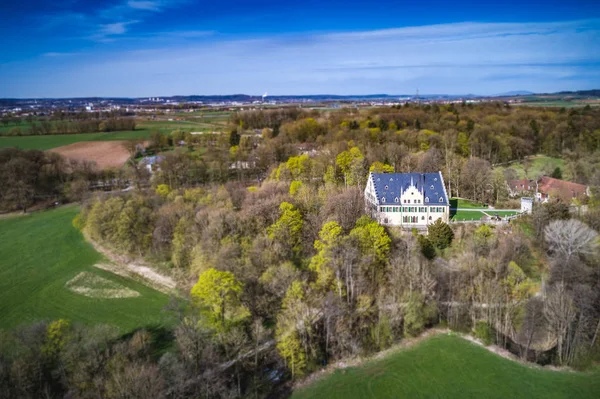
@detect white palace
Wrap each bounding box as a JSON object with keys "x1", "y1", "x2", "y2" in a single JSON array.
[{"x1": 364, "y1": 172, "x2": 450, "y2": 227}]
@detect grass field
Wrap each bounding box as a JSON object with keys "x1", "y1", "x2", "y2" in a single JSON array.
[
  {"x1": 0, "y1": 129, "x2": 157, "y2": 150},
  {"x1": 515, "y1": 101, "x2": 600, "y2": 108},
  {"x1": 292, "y1": 334, "x2": 600, "y2": 399},
  {"x1": 494, "y1": 155, "x2": 567, "y2": 181},
  {"x1": 0, "y1": 206, "x2": 170, "y2": 332}
]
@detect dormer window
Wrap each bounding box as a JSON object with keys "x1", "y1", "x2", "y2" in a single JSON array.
[
  {"x1": 385, "y1": 185, "x2": 388, "y2": 190},
  {"x1": 425, "y1": 197, "x2": 429, "y2": 203},
  {"x1": 390, "y1": 178, "x2": 394, "y2": 182},
  {"x1": 434, "y1": 178, "x2": 438, "y2": 181},
  {"x1": 439, "y1": 197, "x2": 443, "y2": 203},
  {"x1": 394, "y1": 197, "x2": 399, "y2": 203},
  {"x1": 382, "y1": 197, "x2": 386, "y2": 203},
  {"x1": 430, "y1": 185, "x2": 434, "y2": 189}
]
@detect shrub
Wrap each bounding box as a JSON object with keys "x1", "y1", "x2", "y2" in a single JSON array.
[
  {"x1": 473, "y1": 321, "x2": 494, "y2": 346},
  {"x1": 427, "y1": 219, "x2": 454, "y2": 249}
]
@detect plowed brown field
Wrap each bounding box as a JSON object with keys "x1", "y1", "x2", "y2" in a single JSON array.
[{"x1": 49, "y1": 141, "x2": 130, "y2": 169}]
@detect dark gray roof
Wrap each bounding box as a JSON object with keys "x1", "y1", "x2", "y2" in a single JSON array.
[{"x1": 370, "y1": 172, "x2": 449, "y2": 206}]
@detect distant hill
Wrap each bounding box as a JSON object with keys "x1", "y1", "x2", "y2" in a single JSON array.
[{"x1": 495, "y1": 90, "x2": 535, "y2": 96}]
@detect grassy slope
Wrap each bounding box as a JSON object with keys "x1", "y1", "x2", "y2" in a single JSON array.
[
  {"x1": 495, "y1": 155, "x2": 567, "y2": 180},
  {"x1": 0, "y1": 206, "x2": 169, "y2": 332},
  {"x1": 292, "y1": 334, "x2": 599, "y2": 399}
]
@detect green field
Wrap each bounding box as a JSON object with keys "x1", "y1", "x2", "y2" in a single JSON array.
[
  {"x1": 451, "y1": 210, "x2": 486, "y2": 221},
  {"x1": 451, "y1": 209, "x2": 520, "y2": 221},
  {"x1": 0, "y1": 206, "x2": 170, "y2": 332},
  {"x1": 515, "y1": 100, "x2": 600, "y2": 108},
  {"x1": 292, "y1": 334, "x2": 600, "y2": 399},
  {"x1": 495, "y1": 155, "x2": 567, "y2": 180},
  {"x1": 0, "y1": 129, "x2": 159, "y2": 150}
]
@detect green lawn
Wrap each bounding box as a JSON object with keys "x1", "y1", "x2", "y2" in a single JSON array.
[
  {"x1": 451, "y1": 210, "x2": 486, "y2": 221},
  {"x1": 292, "y1": 334, "x2": 600, "y2": 399},
  {"x1": 0, "y1": 206, "x2": 170, "y2": 332},
  {"x1": 0, "y1": 129, "x2": 156, "y2": 150}
]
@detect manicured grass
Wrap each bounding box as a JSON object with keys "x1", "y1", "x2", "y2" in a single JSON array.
[
  {"x1": 451, "y1": 210, "x2": 486, "y2": 221},
  {"x1": 0, "y1": 206, "x2": 170, "y2": 332},
  {"x1": 0, "y1": 129, "x2": 156, "y2": 150},
  {"x1": 292, "y1": 334, "x2": 600, "y2": 399},
  {"x1": 495, "y1": 155, "x2": 567, "y2": 181}
]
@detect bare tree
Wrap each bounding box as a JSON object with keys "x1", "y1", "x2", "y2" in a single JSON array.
[{"x1": 544, "y1": 219, "x2": 598, "y2": 262}]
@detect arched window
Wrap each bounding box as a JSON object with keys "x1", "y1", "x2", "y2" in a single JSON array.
[
  {"x1": 382, "y1": 197, "x2": 386, "y2": 203},
  {"x1": 394, "y1": 197, "x2": 399, "y2": 203},
  {"x1": 439, "y1": 197, "x2": 444, "y2": 202}
]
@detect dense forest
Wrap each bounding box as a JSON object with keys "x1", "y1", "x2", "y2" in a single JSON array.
[{"x1": 1, "y1": 103, "x2": 600, "y2": 398}]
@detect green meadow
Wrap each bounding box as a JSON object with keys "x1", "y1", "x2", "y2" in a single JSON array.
[
  {"x1": 0, "y1": 206, "x2": 170, "y2": 332},
  {"x1": 292, "y1": 334, "x2": 600, "y2": 399},
  {"x1": 0, "y1": 129, "x2": 156, "y2": 150}
]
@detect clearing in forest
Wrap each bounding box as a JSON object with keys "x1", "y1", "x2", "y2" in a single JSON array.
[
  {"x1": 0, "y1": 206, "x2": 169, "y2": 332},
  {"x1": 49, "y1": 141, "x2": 133, "y2": 169},
  {"x1": 291, "y1": 334, "x2": 600, "y2": 399}
]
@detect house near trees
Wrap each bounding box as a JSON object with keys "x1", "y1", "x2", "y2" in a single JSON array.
[
  {"x1": 508, "y1": 176, "x2": 588, "y2": 203},
  {"x1": 364, "y1": 171, "x2": 450, "y2": 227}
]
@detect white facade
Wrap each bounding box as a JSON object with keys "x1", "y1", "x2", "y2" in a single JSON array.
[{"x1": 364, "y1": 172, "x2": 450, "y2": 228}]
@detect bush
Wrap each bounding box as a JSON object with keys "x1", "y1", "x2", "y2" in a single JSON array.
[
  {"x1": 427, "y1": 219, "x2": 454, "y2": 249},
  {"x1": 417, "y1": 234, "x2": 436, "y2": 259},
  {"x1": 473, "y1": 321, "x2": 494, "y2": 346}
]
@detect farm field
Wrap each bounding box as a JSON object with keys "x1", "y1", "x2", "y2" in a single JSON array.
[
  {"x1": 494, "y1": 155, "x2": 568, "y2": 181},
  {"x1": 0, "y1": 129, "x2": 155, "y2": 150},
  {"x1": 291, "y1": 334, "x2": 600, "y2": 399},
  {"x1": 49, "y1": 141, "x2": 132, "y2": 169},
  {"x1": 0, "y1": 206, "x2": 170, "y2": 332}
]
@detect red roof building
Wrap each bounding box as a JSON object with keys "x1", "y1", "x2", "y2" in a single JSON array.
[{"x1": 536, "y1": 176, "x2": 588, "y2": 202}]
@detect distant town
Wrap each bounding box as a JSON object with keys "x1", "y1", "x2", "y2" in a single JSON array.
[{"x1": 2, "y1": 89, "x2": 599, "y2": 118}]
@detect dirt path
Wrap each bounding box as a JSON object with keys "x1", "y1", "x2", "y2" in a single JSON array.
[{"x1": 85, "y1": 235, "x2": 177, "y2": 294}]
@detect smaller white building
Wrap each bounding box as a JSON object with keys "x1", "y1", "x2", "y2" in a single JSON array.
[
  {"x1": 364, "y1": 171, "x2": 450, "y2": 228},
  {"x1": 520, "y1": 197, "x2": 534, "y2": 214}
]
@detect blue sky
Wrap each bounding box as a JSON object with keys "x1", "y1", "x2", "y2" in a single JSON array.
[{"x1": 1, "y1": 0, "x2": 599, "y2": 97}]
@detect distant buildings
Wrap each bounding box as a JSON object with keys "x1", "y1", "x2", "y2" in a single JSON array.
[
  {"x1": 508, "y1": 176, "x2": 589, "y2": 203},
  {"x1": 364, "y1": 172, "x2": 450, "y2": 228},
  {"x1": 140, "y1": 156, "x2": 164, "y2": 174}
]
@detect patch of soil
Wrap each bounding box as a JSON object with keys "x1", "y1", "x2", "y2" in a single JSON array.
[
  {"x1": 85, "y1": 234, "x2": 177, "y2": 294},
  {"x1": 49, "y1": 141, "x2": 131, "y2": 169}
]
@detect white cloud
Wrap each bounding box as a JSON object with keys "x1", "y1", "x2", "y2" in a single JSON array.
[
  {"x1": 127, "y1": 1, "x2": 162, "y2": 11},
  {"x1": 98, "y1": 20, "x2": 138, "y2": 35}
]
